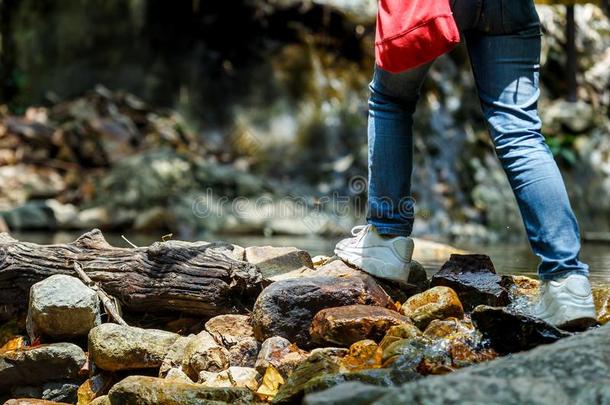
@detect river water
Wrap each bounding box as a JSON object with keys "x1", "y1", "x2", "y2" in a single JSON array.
[{"x1": 10, "y1": 231, "x2": 610, "y2": 285}]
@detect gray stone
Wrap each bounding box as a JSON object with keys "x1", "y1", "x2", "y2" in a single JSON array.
[
  {"x1": 159, "y1": 335, "x2": 193, "y2": 377},
  {"x1": 27, "y1": 274, "x2": 101, "y2": 339},
  {"x1": 303, "y1": 382, "x2": 387, "y2": 405},
  {"x1": 0, "y1": 343, "x2": 86, "y2": 391},
  {"x1": 183, "y1": 331, "x2": 230, "y2": 379},
  {"x1": 88, "y1": 323, "x2": 180, "y2": 371}
]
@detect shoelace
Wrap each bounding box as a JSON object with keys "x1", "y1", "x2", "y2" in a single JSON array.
[{"x1": 350, "y1": 224, "x2": 372, "y2": 245}]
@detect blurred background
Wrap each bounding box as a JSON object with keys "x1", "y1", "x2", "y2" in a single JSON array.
[{"x1": 1, "y1": 0, "x2": 609, "y2": 277}]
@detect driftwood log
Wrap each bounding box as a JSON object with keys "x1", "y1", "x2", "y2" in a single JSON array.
[{"x1": 0, "y1": 229, "x2": 265, "y2": 320}]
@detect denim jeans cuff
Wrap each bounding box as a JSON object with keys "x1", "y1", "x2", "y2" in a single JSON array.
[
  {"x1": 368, "y1": 222, "x2": 412, "y2": 237},
  {"x1": 538, "y1": 269, "x2": 589, "y2": 282}
]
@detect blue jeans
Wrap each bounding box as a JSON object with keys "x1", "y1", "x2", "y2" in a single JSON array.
[{"x1": 366, "y1": 0, "x2": 588, "y2": 280}]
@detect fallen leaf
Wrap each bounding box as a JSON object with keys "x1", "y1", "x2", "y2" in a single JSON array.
[{"x1": 0, "y1": 336, "x2": 26, "y2": 353}]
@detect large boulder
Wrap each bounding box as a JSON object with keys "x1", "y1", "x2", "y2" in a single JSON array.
[
  {"x1": 400, "y1": 286, "x2": 464, "y2": 330},
  {"x1": 310, "y1": 305, "x2": 412, "y2": 347},
  {"x1": 430, "y1": 254, "x2": 510, "y2": 311},
  {"x1": 252, "y1": 276, "x2": 392, "y2": 348},
  {"x1": 0, "y1": 343, "x2": 86, "y2": 392},
  {"x1": 107, "y1": 376, "x2": 254, "y2": 405},
  {"x1": 471, "y1": 306, "x2": 571, "y2": 354},
  {"x1": 305, "y1": 324, "x2": 610, "y2": 404},
  {"x1": 26, "y1": 274, "x2": 101, "y2": 340},
  {"x1": 88, "y1": 324, "x2": 180, "y2": 371}
]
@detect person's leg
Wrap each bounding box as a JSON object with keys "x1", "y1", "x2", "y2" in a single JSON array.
[
  {"x1": 464, "y1": 28, "x2": 589, "y2": 281},
  {"x1": 366, "y1": 64, "x2": 431, "y2": 236}
]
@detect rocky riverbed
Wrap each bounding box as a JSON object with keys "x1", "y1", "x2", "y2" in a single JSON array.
[{"x1": 1, "y1": 231, "x2": 609, "y2": 404}]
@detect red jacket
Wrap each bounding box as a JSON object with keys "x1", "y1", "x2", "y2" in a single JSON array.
[{"x1": 375, "y1": 0, "x2": 460, "y2": 73}]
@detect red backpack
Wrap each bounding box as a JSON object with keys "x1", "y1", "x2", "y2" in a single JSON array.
[{"x1": 375, "y1": 0, "x2": 461, "y2": 73}]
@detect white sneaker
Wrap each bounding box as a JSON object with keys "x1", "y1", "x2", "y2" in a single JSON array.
[
  {"x1": 531, "y1": 274, "x2": 598, "y2": 330},
  {"x1": 334, "y1": 224, "x2": 414, "y2": 283}
]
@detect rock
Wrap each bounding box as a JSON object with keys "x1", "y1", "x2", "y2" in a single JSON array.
[
  {"x1": 183, "y1": 331, "x2": 230, "y2": 379},
  {"x1": 422, "y1": 317, "x2": 474, "y2": 340},
  {"x1": 164, "y1": 368, "x2": 193, "y2": 383},
  {"x1": 311, "y1": 255, "x2": 333, "y2": 268},
  {"x1": 26, "y1": 274, "x2": 101, "y2": 340},
  {"x1": 430, "y1": 254, "x2": 510, "y2": 311},
  {"x1": 205, "y1": 314, "x2": 254, "y2": 346},
  {"x1": 255, "y1": 336, "x2": 309, "y2": 377},
  {"x1": 272, "y1": 351, "x2": 342, "y2": 404},
  {"x1": 245, "y1": 246, "x2": 313, "y2": 278},
  {"x1": 378, "y1": 323, "x2": 422, "y2": 351},
  {"x1": 543, "y1": 99, "x2": 595, "y2": 133},
  {"x1": 228, "y1": 337, "x2": 260, "y2": 368},
  {"x1": 0, "y1": 343, "x2": 86, "y2": 391},
  {"x1": 400, "y1": 286, "x2": 464, "y2": 330},
  {"x1": 107, "y1": 376, "x2": 255, "y2": 404},
  {"x1": 3, "y1": 400, "x2": 71, "y2": 405},
  {"x1": 90, "y1": 396, "x2": 110, "y2": 405},
  {"x1": 76, "y1": 373, "x2": 115, "y2": 404},
  {"x1": 303, "y1": 368, "x2": 420, "y2": 395},
  {"x1": 39, "y1": 382, "x2": 79, "y2": 403},
  {"x1": 159, "y1": 336, "x2": 192, "y2": 377},
  {"x1": 88, "y1": 323, "x2": 179, "y2": 371},
  {"x1": 252, "y1": 276, "x2": 392, "y2": 347},
  {"x1": 303, "y1": 382, "x2": 388, "y2": 405},
  {"x1": 310, "y1": 305, "x2": 412, "y2": 347},
  {"x1": 339, "y1": 340, "x2": 383, "y2": 372},
  {"x1": 593, "y1": 285, "x2": 610, "y2": 325},
  {"x1": 471, "y1": 305, "x2": 571, "y2": 354},
  {"x1": 201, "y1": 366, "x2": 261, "y2": 391}
]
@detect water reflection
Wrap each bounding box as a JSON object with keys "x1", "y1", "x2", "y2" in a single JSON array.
[{"x1": 9, "y1": 231, "x2": 610, "y2": 285}]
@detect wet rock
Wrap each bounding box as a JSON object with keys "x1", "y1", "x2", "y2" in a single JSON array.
[
  {"x1": 205, "y1": 314, "x2": 254, "y2": 346},
  {"x1": 88, "y1": 323, "x2": 179, "y2": 371},
  {"x1": 228, "y1": 337, "x2": 260, "y2": 368},
  {"x1": 245, "y1": 246, "x2": 313, "y2": 278},
  {"x1": 0, "y1": 343, "x2": 86, "y2": 391},
  {"x1": 183, "y1": 331, "x2": 230, "y2": 379},
  {"x1": 338, "y1": 340, "x2": 383, "y2": 373},
  {"x1": 107, "y1": 375, "x2": 255, "y2": 404},
  {"x1": 255, "y1": 336, "x2": 309, "y2": 377},
  {"x1": 431, "y1": 254, "x2": 510, "y2": 311},
  {"x1": 471, "y1": 305, "x2": 571, "y2": 354},
  {"x1": 26, "y1": 274, "x2": 101, "y2": 340},
  {"x1": 303, "y1": 381, "x2": 388, "y2": 405},
  {"x1": 378, "y1": 323, "x2": 422, "y2": 351},
  {"x1": 310, "y1": 305, "x2": 412, "y2": 347},
  {"x1": 252, "y1": 276, "x2": 392, "y2": 348},
  {"x1": 422, "y1": 317, "x2": 475, "y2": 340},
  {"x1": 400, "y1": 286, "x2": 464, "y2": 329},
  {"x1": 164, "y1": 368, "x2": 193, "y2": 383},
  {"x1": 593, "y1": 285, "x2": 610, "y2": 325},
  {"x1": 201, "y1": 366, "x2": 261, "y2": 391},
  {"x1": 272, "y1": 351, "x2": 342, "y2": 404},
  {"x1": 75, "y1": 373, "x2": 115, "y2": 404}
]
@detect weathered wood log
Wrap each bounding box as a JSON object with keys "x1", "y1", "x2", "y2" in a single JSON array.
[{"x1": 0, "y1": 229, "x2": 265, "y2": 320}]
